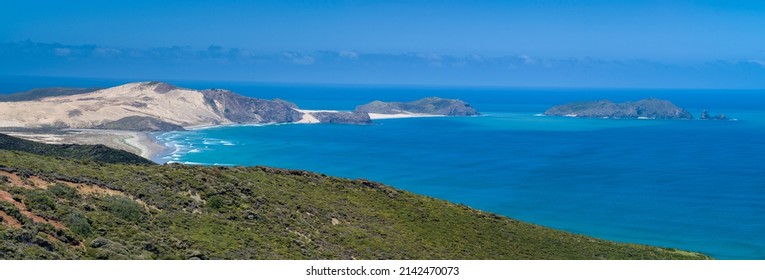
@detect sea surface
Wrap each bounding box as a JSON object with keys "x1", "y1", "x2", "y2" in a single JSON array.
[{"x1": 3, "y1": 77, "x2": 765, "y2": 259}]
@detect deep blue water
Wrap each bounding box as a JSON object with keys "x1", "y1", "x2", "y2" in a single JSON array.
[{"x1": 3, "y1": 77, "x2": 764, "y2": 259}]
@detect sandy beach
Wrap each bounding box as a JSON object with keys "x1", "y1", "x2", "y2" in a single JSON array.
[
  {"x1": 296, "y1": 109, "x2": 444, "y2": 121},
  {"x1": 367, "y1": 113, "x2": 442, "y2": 119},
  {"x1": 295, "y1": 109, "x2": 338, "y2": 124}
]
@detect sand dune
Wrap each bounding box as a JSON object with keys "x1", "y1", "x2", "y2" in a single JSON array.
[{"x1": 0, "y1": 82, "x2": 229, "y2": 129}]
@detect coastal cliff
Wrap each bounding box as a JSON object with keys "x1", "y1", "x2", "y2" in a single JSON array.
[
  {"x1": 544, "y1": 99, "x2": 693, "y2": 119},
  {"x1": 200, "y1": 89, "x2": 304, "y2": 124}
]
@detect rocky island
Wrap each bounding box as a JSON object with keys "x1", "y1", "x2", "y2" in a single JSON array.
[
  {"x1": 544, "y1": 98, "x2": 694, "y2": 119},
  {"x1": 356, "y1": 97, "x2": 480, "y2": 118},
  {"x1": 700, "y1": 110, "x2": 728, "y2": 120}
]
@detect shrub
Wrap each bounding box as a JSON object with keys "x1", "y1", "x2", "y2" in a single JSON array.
[
  {"x1": 25, "y1": 191, "x2": 56, "y2": 212},
  {"x1": 106, "y1": 196, "x2": 144, "y2": 222},
  {"x1": 49, "y1": 183, "x2": 80, "y2": 200},
  {"x1": 207, "y1": 195, "x2": 224, "y2": 209},
  {"x1": 64, "y1": 212, "x2": 92, "y2": 236}
]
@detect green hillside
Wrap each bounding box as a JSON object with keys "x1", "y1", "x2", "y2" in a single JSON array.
[{"x1": 0, "y1": 148, "x2": 710, "y2": 260}]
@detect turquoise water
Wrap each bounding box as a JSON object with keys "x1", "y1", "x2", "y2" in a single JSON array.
[{"x1": 150, "y1": 85, "x2": 765, "y2": 259}]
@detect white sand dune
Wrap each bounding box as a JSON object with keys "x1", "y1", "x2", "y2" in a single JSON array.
[{"x1": 0, "y1": 82, "x2": 230, "y2": 129}]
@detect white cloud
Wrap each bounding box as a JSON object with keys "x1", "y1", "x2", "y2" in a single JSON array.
[
  {"x1": 94, "y1": 47, "x2": 121, "y2": 57},
  {"x1": 748, "y1": 59, "x2": 765, "y2": 67},
  {"x1": 338, "y1": 50, "x2": 358, "y2": 59},
  {"x1": 54, "y1": 48, "x2": 71, "y2": 57},
  {"x1": 518, "y1": 55, "x2": 535, "y2": 64},
  {"x1": 282, "y1": 52, "x2": 316, "y2": 65}
]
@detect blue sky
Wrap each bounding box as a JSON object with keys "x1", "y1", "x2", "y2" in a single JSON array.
[{"x1": 1, "y1": 0, "x2": 765, "y2": 88}]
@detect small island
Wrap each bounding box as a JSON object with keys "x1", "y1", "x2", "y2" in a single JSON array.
[
  {"x1": 355, "y1": 97, "x2": 480, "y2": 118},
  {"x1": 544, "y1": 98, "x2": 693, "y2": 119},
  {"x1": 700, "y1": 110, "x2": 728, "y2": 120}
]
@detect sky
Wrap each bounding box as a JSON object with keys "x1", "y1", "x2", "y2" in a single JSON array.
[{"x1": 1, "y1": 0, "x2": 765, "y2": 88}]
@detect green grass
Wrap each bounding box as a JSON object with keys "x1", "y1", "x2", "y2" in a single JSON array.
[{"x1": 0, "y1": 150, "x2": 711, "y2": 260}]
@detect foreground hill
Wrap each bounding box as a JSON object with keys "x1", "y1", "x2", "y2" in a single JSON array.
[
  {"x1": 0, "y1": 149, "x2": 708, "y2": 259},
  {"x1": 544, "y1": 99, "x2": 693, "y2": 119},
  {"x1": 0, "y1": 133, "x2": 153, "y2": 165}
]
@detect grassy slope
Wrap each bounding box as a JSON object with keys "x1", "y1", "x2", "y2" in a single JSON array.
[
  {"x1": 0, "y1": 133, "x2": 153, "y2": 165},
  {"x1": 0, "y1": 150, "x2": 710, "y2": 260}
]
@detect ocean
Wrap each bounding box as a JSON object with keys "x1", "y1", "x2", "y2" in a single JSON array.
[{"x1": 3, "y1": 77, "x2": 764, "y2": 259}]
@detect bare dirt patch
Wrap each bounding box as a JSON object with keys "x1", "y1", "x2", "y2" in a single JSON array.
[
  {"x1": 0, "y1": 170, "x2": 29, "y2": 189},
  {"x1": 0, "y1": 209, "x2": 21, "y2": 228},
  {"x1": 59, "y1": 181, "x2": 123, "y2": 196},
  {"x1": 0, "y1": 189, "x2": 65, "y2": 229},
  {"x1": 1, "y1": 170, "x2": 126, "y2": 197}
]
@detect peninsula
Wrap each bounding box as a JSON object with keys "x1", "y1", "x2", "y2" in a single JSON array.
[{"x1": 0, "y1": 82, "x2": 479, "y2": 159}]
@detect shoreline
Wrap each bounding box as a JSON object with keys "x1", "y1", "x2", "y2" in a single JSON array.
[
  {"x1": 367, "y1": 113, "x2": 443, "y2": 119},
  {"x1": 63, "y1": 129, "x2": 166, "y2": 160},
  {"x1": 1, "y1": 128, "x2": 166, "y2": 161},
  {"x1": 0, "y1": 112, "x2": 452, "y2": 161}
]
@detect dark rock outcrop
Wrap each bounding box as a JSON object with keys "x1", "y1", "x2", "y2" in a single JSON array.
[
  {"x1": 544, "y1": 99, "x2": 693, "y2": 119},
  {"x1": 310, "y1": 111, "x2": 372, "y2": 124},
  {"x1": 95, "y1": 116, "x2": 185, "y2": 132},
  {"x1": 148, "y1": 82, "x2": 180, "y2": 93},
  {"x1": 700, "y1": 110, "x2": 728, "y2": 120},
  {"x1": 201, "y1": 89, "x2": 303, "y2": 123},
  {"x1": 355, "y1": 97, "x2": 479, "y2": 116}
]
